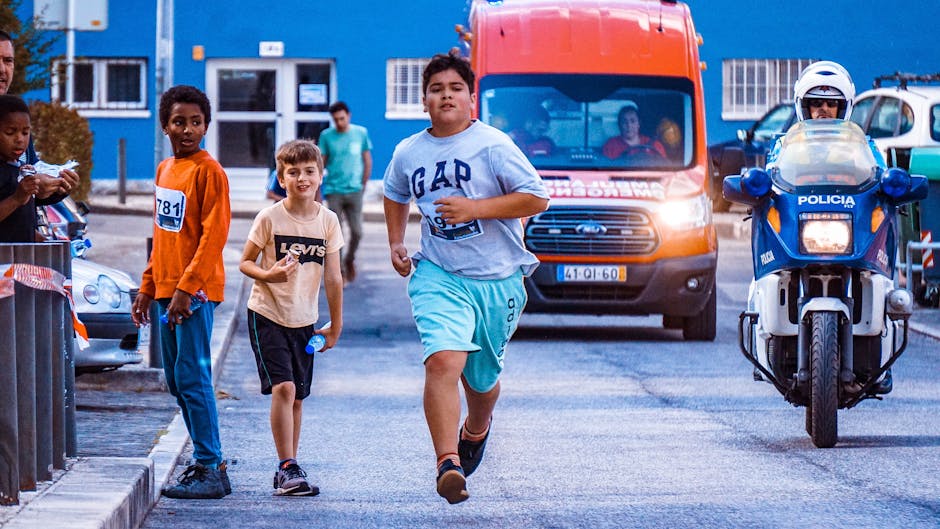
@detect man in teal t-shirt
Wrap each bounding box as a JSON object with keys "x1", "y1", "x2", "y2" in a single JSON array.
[{"x1": 319, "y1": 101, "x2": 373, "y2": 283}]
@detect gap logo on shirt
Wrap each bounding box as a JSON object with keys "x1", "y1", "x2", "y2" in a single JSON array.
[
  {"x1": 274, "y1": 235, "x2": 327, "y2": 265},
  {"x1": 410, "y1": 159, "x2": 471, "y2": 199}
]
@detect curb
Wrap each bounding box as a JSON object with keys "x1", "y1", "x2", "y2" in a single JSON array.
[{"x1": 2, "y1": 457, "x2": 154, "y2": 529}]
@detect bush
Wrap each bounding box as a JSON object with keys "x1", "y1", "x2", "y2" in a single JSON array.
[{"x1": 28, "y1": 100, "x2": 94, "y2": 202}]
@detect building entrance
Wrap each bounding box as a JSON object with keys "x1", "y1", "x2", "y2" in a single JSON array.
[{"x1": 206, "y1": 59, "x2": 335, "y2": 199}]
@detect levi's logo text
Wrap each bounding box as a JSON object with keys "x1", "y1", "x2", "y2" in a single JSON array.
[
  {"x1": 797, "y1": 195, "x2": 855, "y2": 208},
  {"x1": 154, "y1": 186, "x2": 186, "y2": 232},
  {"x1": 411, "y1": 158, "x2": 483, "y2": 242},
  {"x1": 274, "y1": 235, "x2": 327, "y2": 265}
]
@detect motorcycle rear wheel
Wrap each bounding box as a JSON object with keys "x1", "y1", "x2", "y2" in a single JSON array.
[{"x1": 809, "y1": 311, "x2": 840, "y2": 448}]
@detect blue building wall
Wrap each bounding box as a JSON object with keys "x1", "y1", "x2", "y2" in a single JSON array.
[
  {"x1": 685, "y1": 0, "x2": 940, "y2": 143},
  {"x1": 15, "y1": 1, "x2": 940, "y2": 185},
  {"x1": 170, "y1": 0, "x2": 470, "y2": 188}
]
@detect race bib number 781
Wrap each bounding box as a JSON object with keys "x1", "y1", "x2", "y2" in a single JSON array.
[{"x1": 154, "y1": 186, "x2": 187, "y2": 232}]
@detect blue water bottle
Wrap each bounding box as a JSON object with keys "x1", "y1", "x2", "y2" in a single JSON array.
[
  {"x1": 305, "y1": 321, "x2": 331, "y2": 354},
  {"x1": 160, "y1": 290, "x2": 209, "y2": 324}
]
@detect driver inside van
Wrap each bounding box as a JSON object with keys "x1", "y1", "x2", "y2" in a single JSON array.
[{"x1": 603, "y1": 101, "x2": 666, "y2": 159}]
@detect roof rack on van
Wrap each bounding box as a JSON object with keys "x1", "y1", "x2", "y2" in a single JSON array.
[{"x1": 873, "y1": 72, "x2": 940, "y2": 89}]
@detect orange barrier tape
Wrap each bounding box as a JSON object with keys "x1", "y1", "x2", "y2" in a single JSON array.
[{"x1": 1, "y1": 263, "x2": 90, "y2": 349}]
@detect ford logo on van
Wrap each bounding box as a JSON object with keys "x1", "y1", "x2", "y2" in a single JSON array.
[{"x1": 576, "y1": 221, "x2": 607, "y2": 236}]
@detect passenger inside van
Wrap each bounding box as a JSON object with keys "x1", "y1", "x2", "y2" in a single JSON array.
[
  {"x1": 602, "y1": 101, "x2": 666, "y2": 160},
  {"x1": 509, "y1": 105, "x2": 556, "y2": 157}
]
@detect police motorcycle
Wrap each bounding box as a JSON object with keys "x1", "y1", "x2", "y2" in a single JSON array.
[{"x1": 722, "y1": 119, "x2": 927, "y2": 448}]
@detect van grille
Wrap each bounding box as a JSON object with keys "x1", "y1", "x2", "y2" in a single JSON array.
[{"x1": 525, "y1": 207, "x2": 658, "y2": 255}]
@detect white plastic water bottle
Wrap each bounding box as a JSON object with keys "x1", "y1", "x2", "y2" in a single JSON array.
[
  {"x1": 160, "y1": 290, "x2": 209, "y2": 324},
  {"x1": 305, "y1": 321, "x2": 332, "y2": 354}
]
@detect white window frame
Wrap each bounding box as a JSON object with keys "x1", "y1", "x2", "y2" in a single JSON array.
[
  {"x1": 385, "y1": 58, "x2": 430, "y2": 120},
  {"x1": 722, "y1": 58, "x2": 816, "y2": 120},
  {"x1": 51, "y1": 57, "x2": 148, "y2": 117}
]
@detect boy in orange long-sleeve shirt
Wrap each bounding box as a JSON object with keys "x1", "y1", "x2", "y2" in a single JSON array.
[{"x1": 131, "y1": 85, "x2": 232, "y2": 499}]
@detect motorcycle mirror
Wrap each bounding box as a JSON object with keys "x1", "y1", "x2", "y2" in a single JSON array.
[
  {"x1": 722, "y1": 174, "x2": 760, "y2": 207},
  {"x1": 742, "y1": 167, "x2": 772, "y2": 198},
  {"x1": 880, "y1": 169, "x2": 929, "y2": 204},
  {"x1": 880, "y1": 167, "x2": 911, "y2": 198}
]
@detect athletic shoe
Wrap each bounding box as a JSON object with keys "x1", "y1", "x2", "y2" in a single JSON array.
[
  {"x1": 436, "y1": 459, "x2": 469, "y2": 504},
  {"x1": 162, "y1": 462, "x2": 227, "y2": 499},
  {"x1": 873, "y1": 368, "x2": 893, "y2": 395},
  {"x1": 273, "y1": 463, "x2": 319, "y2": 496},
  {"x1": 458, "y1": 417, "x2": 491, "y2": 477}
]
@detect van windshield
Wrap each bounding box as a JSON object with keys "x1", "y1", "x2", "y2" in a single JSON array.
[{"x1": 479, "y1": 74, "x2": 695, "y2": 170}]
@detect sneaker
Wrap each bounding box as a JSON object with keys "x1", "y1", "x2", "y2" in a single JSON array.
[
  {"x1": 436, "y1": 459, "x2": 469, "y2": 504},
  {"x1": 458, "y1": 417, "x2": 491, "y2": 477},
  {"x1": 873, "y1": 368, "x2": 893, "y2": 395},
  {"x1": 162, "y1": 463, "x2": 227, "y2": 499},
  {"x1": 219, "y1": 460, "x2": 232, "y2": 496},
  {"x1": 273, "y1": 463, "x2": 319, "y2": 496}
]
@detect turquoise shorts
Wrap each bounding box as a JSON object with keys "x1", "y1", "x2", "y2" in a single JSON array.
[{"x1": 407, "y1": 259, "x2": 527, "y2": 393}]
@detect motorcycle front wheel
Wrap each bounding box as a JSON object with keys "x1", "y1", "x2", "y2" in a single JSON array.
[{"x1": 809, "y1": 311, "x2": 840, "y2": 448}]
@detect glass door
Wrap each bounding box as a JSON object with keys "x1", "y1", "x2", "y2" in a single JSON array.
[{"x1": 206, "y1": 59, "x2": 335, "y2": 199}]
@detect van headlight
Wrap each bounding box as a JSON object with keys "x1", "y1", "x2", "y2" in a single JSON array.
[
  {"x1": 659, "y1": 194, "x2": 711, "y2": 231},
  {"x1": 799, "y1": 212, "x2": 852, "y2": 254}
]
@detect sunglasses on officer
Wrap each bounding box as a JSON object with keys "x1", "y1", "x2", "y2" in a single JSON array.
[{"x1": 807, "y1": 99, "x2": 839, "y2": 109}]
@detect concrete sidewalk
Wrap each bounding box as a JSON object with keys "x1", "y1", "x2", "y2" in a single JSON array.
[{"x1": 2, "y1": 190, "x2": 939, "y2": 528}]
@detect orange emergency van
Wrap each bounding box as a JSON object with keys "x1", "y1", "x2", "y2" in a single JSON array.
[{"x1": 469, "y1": 0, "x2": 718, "y2": 340}]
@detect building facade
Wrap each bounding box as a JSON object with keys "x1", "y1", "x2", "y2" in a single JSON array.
[{"x1": 15, "y1": 1, "x2": 940, "y2": 195}]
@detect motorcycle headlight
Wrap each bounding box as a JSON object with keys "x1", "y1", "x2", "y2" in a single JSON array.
[
  {"x1": 799, "y1": 212, "x2": 852, "y2": 254},
  {"x1": 659, "y1": 194, "x2": 711, "y2": 231},
  {"x1": 97, "y1": 274, "x2": 123, "y2": 309}
]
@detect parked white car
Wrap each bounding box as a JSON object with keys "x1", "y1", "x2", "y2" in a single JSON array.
[{"x1": 850, "y1": 75, "x2": 940, "y2": 168}]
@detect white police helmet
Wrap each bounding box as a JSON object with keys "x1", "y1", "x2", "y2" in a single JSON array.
[{"x1": 793, "y1": 61, "x2": 855, "y2": 121}]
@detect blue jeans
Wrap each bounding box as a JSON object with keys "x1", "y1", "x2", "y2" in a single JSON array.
[{"x1": 158, "y1": 299, "x2": 222, "y2": 466}]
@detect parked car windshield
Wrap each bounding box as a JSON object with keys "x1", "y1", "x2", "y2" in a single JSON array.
[
  {"x1": 478, "y1": 74, "x2": 695, "y2": 170},
  {"x1": 773, "y1": 120, "x2": 879, "y2": 187}
]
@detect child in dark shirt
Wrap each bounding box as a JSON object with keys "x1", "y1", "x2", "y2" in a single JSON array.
[{"x1": 0, "y1": 94, "x2": 41, "y2": 242}]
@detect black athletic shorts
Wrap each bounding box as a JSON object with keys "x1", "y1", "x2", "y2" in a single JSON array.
[{"x1": 246, "y1": 309, "x2": 315, "y2": 399}]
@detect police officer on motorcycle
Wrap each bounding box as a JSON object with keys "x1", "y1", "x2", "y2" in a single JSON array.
[{"x1": 768, "y1": 60, "x2": 893, "y2": 394}]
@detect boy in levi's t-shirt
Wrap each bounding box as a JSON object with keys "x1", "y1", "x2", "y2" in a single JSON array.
[
  {"x1": 132, "y1": 85, "x2": 232, "y2": 499},
  {"x1": 239, "y1": 139, "x2": 344, "y2": 496}
]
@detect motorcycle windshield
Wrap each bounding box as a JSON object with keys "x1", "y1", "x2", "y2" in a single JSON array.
[{"x1": 773, "y1": 120, "x2": 879, "y2": 188}]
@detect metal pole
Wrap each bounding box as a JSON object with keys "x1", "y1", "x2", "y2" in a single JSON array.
[
  {"x1": 50, "y1": 243, "x2": 66, "y2": 470},
  {"x1": 65, "y1": 0, "x2": 75, "y2": 106},
  {"x1": 13, "y1": 245, "x2": 36, "y2": 491},
  {"x1": 118, "y1": 138, "x2": 127, "y2": 204},
  {"x1": 33, "y1": 245, "x2": 53, "y2": 482},
  {"x1": 0, "y1": 245, "x2": 19, "y2": 505},
  {"x1": 62, "y1": 249, "x2": 76, "y2": 458}
]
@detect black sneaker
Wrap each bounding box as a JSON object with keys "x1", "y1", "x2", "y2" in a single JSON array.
[
  {"x1": 273, "y1": 463, "x2": 319, "y2": 496},
  {"x1": 436, "y1": 459, "x2": 468, "y2": 504},
  {"x1": 873, "y1": 369, "x2": 893, "y2": 395},
  {"x1": 219, "y1": 460, "x2": 232, "y2": 496},
  {"x1": 458, "y1": 418, "x2": 491, "y2": 477},
  {"x1": 162, "y1": 463, "x2": 227, "y2": 499}
]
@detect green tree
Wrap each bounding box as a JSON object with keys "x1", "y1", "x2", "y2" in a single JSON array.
[
  {"x1": 0, "y1": 0, "x2": 60, "y2": 94},
  {"x1": 29, "y1": 100, "x2": 94, "y2": 201}
]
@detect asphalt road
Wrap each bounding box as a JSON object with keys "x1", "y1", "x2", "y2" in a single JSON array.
[{"x1": 85, "y1": 213, "x2": 940, "y2": 528}]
